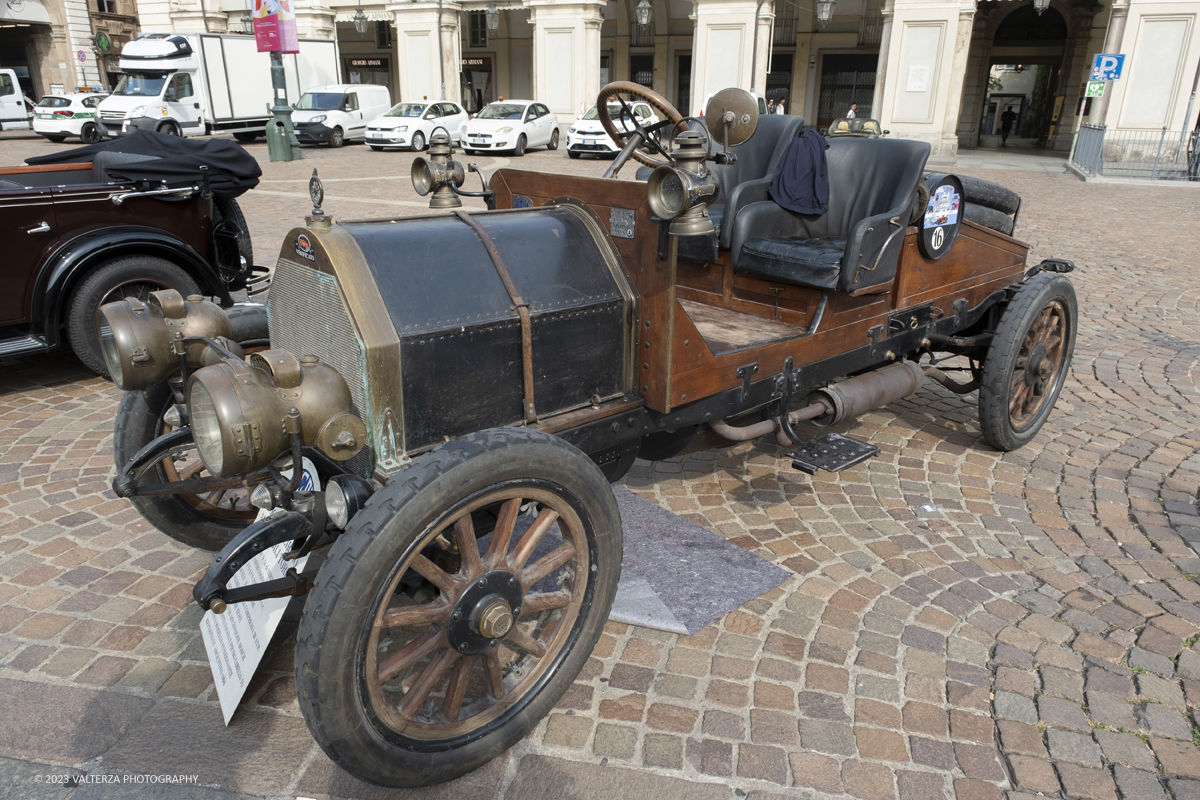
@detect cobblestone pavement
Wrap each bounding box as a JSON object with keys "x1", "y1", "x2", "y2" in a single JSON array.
[{"x1": 2, "y1": 132, "x2": 1200, "y2": 799}]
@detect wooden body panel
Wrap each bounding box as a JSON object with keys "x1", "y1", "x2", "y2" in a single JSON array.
[{"x1": 491, "y1": 169, "x2": 1030, "y2": 414}]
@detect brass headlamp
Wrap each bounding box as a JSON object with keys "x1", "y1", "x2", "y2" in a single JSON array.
[
  {"x1": 646, "y1": 130, "x2": 718, "y2": 236},
  {"x1": 411, "y1": 131, "x2": 466, "y2": 209},
  {"x1": 185, "y1": 349, "x2": 366, "y2": 477},
  {"x1": 98, "y1": 289, "x2": 241, "y2": 391}
]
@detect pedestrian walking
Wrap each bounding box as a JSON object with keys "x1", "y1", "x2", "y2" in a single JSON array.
[
  {"x1": 1000, "y1": 106, "x2": 1017, "y2": 146},
  {"x1": 767, "y1": 99, "x2": 776, "y2": 114},
  {"x1": 775, "y1": 99, "x2": 786, "y2": 115},
  {"x1": 846, "y1": 102, "x2": 857, "y2": 119}
]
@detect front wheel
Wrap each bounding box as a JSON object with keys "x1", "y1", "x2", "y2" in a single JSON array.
[
  {"x1": 513, "y1": 134, "x2": 526, "y2": 157},
  {"x1": 329, "y1": 127, "x2": 345, "y2": 148},
  {"x1": 46, "y1": 135, "x2": 67, "y2": 143},
  {"x1": 157, "y1": 122, "x2": 180, "y2": 136},
  {"x1": 978, "y1": 273, "x2": 1077, "y2": 451},
  {"x1": 370, "y1": 145, "x2": 383, "y2": 151},
  {"x1": 80, "y1": 123, "x2": 102, "y2": 144},
  {"x1": 296, "y1": 428, "x2": 622, "y2": 787},
  {"x1": 548, "y1": 129, "x2": 560, "y2": 150},
  {"x1": 567, "y1": 150, "x2": 581, "y2": 159},
  {"x1": 410, "y1": 131, "x2": 425, "y2": 151},
  {"x1": 463, "y1": 148, "x2": 476, "y2": 156},
  {"x1": 233, "y1": 131, "x2": 259, "y2": 143}
]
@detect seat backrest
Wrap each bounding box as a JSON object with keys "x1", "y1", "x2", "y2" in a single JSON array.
[
  {"x1": 795, "y1": 138, "x2": 930, "y2": 240},
  {"x1": 92, "y1": 150, "x2": 160, "y2": 183},
  {"x1": 710, "y1": 113, "x2": 805, "y2": 191}
]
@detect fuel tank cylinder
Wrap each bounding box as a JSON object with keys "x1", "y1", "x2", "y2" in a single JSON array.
[{"x1": 265, "y1": 200, "x2": 638, "y2": 474}]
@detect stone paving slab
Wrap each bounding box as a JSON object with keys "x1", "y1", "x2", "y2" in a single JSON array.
[{"x1": 1, "y1": 133, "x2": 1199, "y2": 799}]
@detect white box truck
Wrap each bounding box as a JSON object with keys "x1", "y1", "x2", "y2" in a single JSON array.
[{"x1": 96, "y1": 33, "x2": 339, "y2": 140}]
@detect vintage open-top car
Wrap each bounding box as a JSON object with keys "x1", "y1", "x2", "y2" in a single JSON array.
[{"x1": 100, "y1": 84, "x2": 1076, "y2": 787}]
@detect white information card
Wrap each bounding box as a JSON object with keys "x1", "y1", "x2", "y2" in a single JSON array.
[{"x1": 201, "y1": 458, "x2": 319, "y2": 724}]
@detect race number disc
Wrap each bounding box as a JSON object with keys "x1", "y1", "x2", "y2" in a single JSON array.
[{"x1": 919, "y1": 174, "x2": 963, "y2": 260}]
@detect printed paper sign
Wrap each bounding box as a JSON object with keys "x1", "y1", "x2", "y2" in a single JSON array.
[
  {"x1": 906, "y1": 65, "x2": 929, "y2": 93},
  {"x1": 201, "y1": 458, "x2": 318, "y2": 724},
  {"x1": 253, "y1": 0, "x2": 299, "y2": 53}
]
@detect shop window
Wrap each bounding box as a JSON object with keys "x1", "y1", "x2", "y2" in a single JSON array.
[
  {"x1": 375, "y1": 21, "x2": 391, "y2": 49},
  {"x1": 469, "y1": 11, "x2": 487, "y2": 48},
  {"x1": 97, "y1": 0, "x2": 118, "y2": 12}
]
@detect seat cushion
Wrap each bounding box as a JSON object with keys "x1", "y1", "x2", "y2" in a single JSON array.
[{"x1": 735, "y1": 236, "x2": 847, "y2": 289}]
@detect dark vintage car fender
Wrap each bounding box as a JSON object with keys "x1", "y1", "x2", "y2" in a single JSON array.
[{"x1": 31, "y1": 225, "x2": 232, "y2": 349}]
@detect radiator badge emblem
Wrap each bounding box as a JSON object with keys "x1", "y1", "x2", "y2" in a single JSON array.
[{"x1": 294, "y1": 234, "x2": 316, "y2": 262}]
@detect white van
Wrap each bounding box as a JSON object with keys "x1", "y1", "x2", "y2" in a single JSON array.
[
  {"x1": 700, "y1": 89, "x2": 769, "y2": 118},
  {"x1": 0, "y1": 68, "x2": 32, "y2": 131},
  {"x1": 291, "y1": 84, "x2": 391, "y2": 147}
]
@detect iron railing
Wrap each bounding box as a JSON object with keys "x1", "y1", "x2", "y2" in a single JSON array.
[
  {"x1": 1071, "y1": 123, "x2": 1199, "y2": 181},
  {"x1": 773, "y1": 16, "x2": 797, "y2": 45},
  {"x1": 630, "y1": 21, "x2": 655, "y2": 47},
  {"x1": 859, "y1": 15, "x2": 884, "y2": 46}
]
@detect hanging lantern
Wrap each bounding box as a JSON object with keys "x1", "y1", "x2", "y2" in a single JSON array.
[
  {"x1": 635, "y1": 0, "x2": 653, "y2": 27},
  {"x1": 816, "y1": 0, "x2": 835, "y2": 26},
  {"x1": 240, "y1": 8, "x2": 252, "y2": 32},
  {"x1": 353, "y1": 6, "x2": 369, "y2": 34},
  {"x1": 486, "y1": 2, "x2": 500, "y2": 31},
  {"x1": 1032, "y1": 0, "x2": 1050, "y2": 14}
]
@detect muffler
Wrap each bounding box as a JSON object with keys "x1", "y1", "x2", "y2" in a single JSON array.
[{"x1": 807, "y1": 361, "x2": 925, "y2": 427}]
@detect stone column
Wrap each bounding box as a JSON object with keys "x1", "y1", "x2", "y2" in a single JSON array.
[
  {"x1": 870, "y1": 0, "x2": 894, "y2": 116},
  {"x1": 1089, "y1": 0, "x2": 1129, "y2": 125},
  {"x1": 939, "y1": 0, "x2": 975, "y2": 155},
  {"x1": 690, "y1": 0, "x2": 769, "y2": 103},
  {"x1": 528, "y1": 0, "x2": 605, "y2": 123},
  {"x1": 294, "y1": 0, "x2": 335, "y2": 40},
  {"x1": 390, "y1": 0, "x2": 462, "y2": 102}
]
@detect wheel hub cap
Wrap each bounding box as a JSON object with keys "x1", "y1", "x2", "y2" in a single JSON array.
[
  {"x1": 1024, "y1": 343, "x2": 1048, "y2": 387},
  {"x1": 446, "y1": 570, "x2": 523, "y2": 655}
]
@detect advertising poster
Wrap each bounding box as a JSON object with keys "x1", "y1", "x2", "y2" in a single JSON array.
[{"x1": 253, "y1": 0, "x2": 299, "y2": 53}]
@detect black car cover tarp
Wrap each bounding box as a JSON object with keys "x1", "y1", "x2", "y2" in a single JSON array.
[{"x1": 24, "y1": 129, "x2": 261, "y2": 198}]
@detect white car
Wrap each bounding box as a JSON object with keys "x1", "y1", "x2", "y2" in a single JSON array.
[
  {"x1": 700, "y1": 89, "x2": 769, "y2": 118},
  {"x1": 460, "y1": 100, "x2": 559, "y2": 157},
  {"x1": 566, "y1": 101, "x2": 658, "y2": 159},
  {"x1": 33, "y1": 92, "x2": 108, "y2": 143},
  {"x1": 366, "y1": 100, "x2": 468, "y2": 152}
]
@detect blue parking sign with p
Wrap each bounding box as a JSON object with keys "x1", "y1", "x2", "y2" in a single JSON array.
[{"x1": 1091, "y1": 54, "x2": 1125, "y2": 81}]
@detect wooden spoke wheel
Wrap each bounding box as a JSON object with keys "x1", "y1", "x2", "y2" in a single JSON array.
[
  {"x1": 296, "y1": 429, "x2": 621, "y2": 788},
  {"x1": 979, "y1": 273, "x2": 1077, "y2": 451}
]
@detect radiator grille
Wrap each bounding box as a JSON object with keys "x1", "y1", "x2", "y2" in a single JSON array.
[
  {"x1": 99, "y1": 110, "x2": 126, "y2": 121},
  {"x1": 268, "y1": 259, "x2": 374, "y2": 477}
]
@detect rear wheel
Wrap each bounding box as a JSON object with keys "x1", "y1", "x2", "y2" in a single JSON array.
[
  {"x1": 329, "y1": 127, "x2": 345, "y2": 148},
  {"x1": 411, "y1": 131, "x2": 426, "y2": 152},
  {"x1": 296, "y1": 429, "x2": 621, "y2": 787},
  {"x1": 513, "y1": 134, "x2": 526, "y2": 157},
  {"x1": 548, "y1": 129, "x2": 559, "y2": 150},
  {"x1": 68, "y1": 256, "x2": 200, "y2": 376},
  {"x1": 978, "y1": 273, "x2": 1077, "y2": 451},
  {"x1": 81, "y1": 124, "x2": 102, "y2": 143},
  {"x1": 212, "y1": 196, "x2": 254, "y2": 271}
]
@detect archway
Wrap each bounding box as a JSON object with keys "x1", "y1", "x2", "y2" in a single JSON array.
[{"x1": 956, "y1": 1, "x2": 1081, "y2": 151}]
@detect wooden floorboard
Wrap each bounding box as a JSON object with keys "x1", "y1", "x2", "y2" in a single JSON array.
[{"x1": 678, "y1": 298, "x2": 806, "y2": 354}]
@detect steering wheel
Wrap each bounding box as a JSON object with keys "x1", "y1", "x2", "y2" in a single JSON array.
[{"x1": 596, "y1": 82, "x2": 686, "y2": 175}]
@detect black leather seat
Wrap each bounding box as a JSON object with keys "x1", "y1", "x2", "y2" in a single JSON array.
[
  {"x1": 730, "y1": 137, "x2": 930, "y2": 294},
  {"x1": 636, "y1": 114, "x2": 805, "y2": 262}
]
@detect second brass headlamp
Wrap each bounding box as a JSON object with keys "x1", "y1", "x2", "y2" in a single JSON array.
[
  {"x1": 411, "y1": 131, "x2": 466, "y2": 209},
  {"x1": 186, "y1": 349, "x2": 366, "y2": 477},
  {"x1": 646, "y1": 130, "x2": 718, "y2": 236}
]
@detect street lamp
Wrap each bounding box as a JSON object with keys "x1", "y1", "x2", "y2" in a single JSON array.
[
  {"x1": 635, "y1": 0, "x2": 653, "y2": 27},
  {"x1": 485, "y1": 2, "x2": 499, "y2": 31},
  {"x1": 353, "y1": 6, "x2": 369, "y2": 34},
  {"x1": 816, "y1": 0, "x2": 835, "y2": 26},
  {"x1": 240, "y1": 7, "x2": 252, "y2": 33},
  {"x1": 1032, "y1": 0, "x2": 1050, "y2": 13}
]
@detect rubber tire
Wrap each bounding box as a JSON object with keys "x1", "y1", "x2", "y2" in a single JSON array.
[
  {"x1": 369, "y1": 145, "x2": 383, "y2": 151},
  {"x1": 213, "y1": 196, "x2": 254, "y2": 270},
  {"x1": 80, "y1": 123, "x2": 102, "y2": 144},
  {"x1": 568, "y1": 149, "x2": 581, "y2": 159},
  {"x1": 68, "y1": 256, "x2": 200, "y2": 376},
  {"x1": 463, "y1": 148, "x2": 475, "y2": 156},
  {"x1": 513, "y1": 134, "x2": 526, "y2": 157},
  {"x1": 329, "y1": 127, "x2": 345, "y2": 148},
  {"x1": 46, "y1": 135, "x2": 66, "y2": 143},
  {"x1": 978, "y1": 273, "x2": 1077, "y2": 452},
  {"x1": 157, "y1": 122, "x2": 180, "y2": 136},
  {"x1": 411, "y1": 131, "x2": 425, "y2": 152},
  {"x1": 548, "y1": 129, "x2": 559, "y2": 150},
  {"x1": 233, "y1": 131, "x2": 259, "y2": 143},
  {"x1": 965, "y1": 202, "x2": 1014, "y2": 236},
  {"x1": 957, "y1": 175, "x2": 1021, "y2": 215},
  {"x1": 296, "y1": 428, "x2": 622, "y2": 788}
]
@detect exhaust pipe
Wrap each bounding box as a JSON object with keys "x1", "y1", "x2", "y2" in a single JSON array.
[
  {"x1": 807, "y1": 360, "x2": 926, "y2": 427},
  {"x1": 710, "y1": 360, "x2": 926, "y2": 443}
]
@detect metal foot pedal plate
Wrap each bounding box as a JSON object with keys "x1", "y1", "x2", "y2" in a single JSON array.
[{"x1": 786, "y1": 433, "x2": 880, "y2": 475}]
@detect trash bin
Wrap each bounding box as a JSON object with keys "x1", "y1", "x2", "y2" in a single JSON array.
[{"x1": 267, "y1": 119, "x2": 303, "y2": 162}]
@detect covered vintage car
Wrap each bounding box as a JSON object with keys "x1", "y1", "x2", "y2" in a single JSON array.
[{"x1": 100, "y1": 85, "x2": 1076, "y2": 787}]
